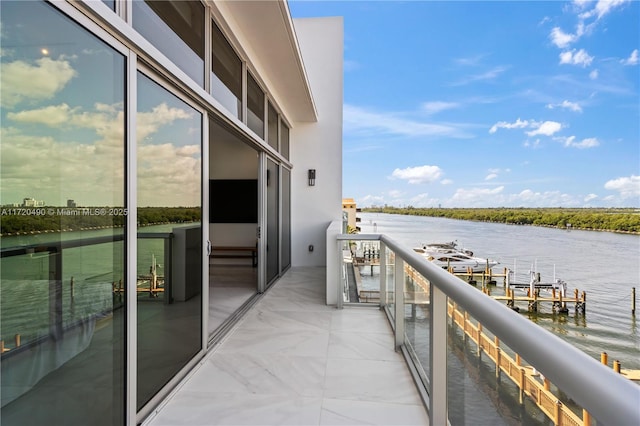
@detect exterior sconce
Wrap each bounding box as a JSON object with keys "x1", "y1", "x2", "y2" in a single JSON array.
[{"x1": 308, "y1": 169, "x2": 316, "y2": 186}]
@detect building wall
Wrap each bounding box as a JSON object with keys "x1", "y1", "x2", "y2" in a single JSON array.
[{"x1": 290, "y1": 17, "x2": 344, "y2": 268}]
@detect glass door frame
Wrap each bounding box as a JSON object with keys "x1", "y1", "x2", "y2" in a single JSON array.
[{"x1": 132, "y1": 63, "x2": 209, "y2": 425}]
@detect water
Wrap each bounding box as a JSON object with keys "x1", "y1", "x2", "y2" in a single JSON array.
[
  {"x1": 358, "y1": 212, "x2": 640, "y2": 370},
  {"x1": 355, "y1": 212, "x2": 640, "y2": 424},
  {"x1": 0, "y1": 224, "x2": 189, "y2": 343}
]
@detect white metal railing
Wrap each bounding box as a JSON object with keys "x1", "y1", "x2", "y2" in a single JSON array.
[{"x1": 335, "y1": 232, "x2": 640, "y2": 426}]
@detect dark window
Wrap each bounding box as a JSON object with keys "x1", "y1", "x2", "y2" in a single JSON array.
[
  {"x1": 247, "y1": 73, "x2": 264, "y2": 138},
  {"x1": 133, "y1": 1, "x2": 204, "y2": 86},
  {"x1": 211, "y1": 21, "x2": 242, "y2": 119}
]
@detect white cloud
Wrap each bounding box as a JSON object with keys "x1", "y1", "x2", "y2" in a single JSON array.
[
  {"x1": 388, "y1": 190, "x2": 403, "y2": 198},
  {"x1": 450, "y1": 66, "x2": 509, "y2": 86},
  {"x1": 604, "y1": 175, "x2": 640, "y2": 198},
  {"x1": 485, "y1": 173, "x2": 498, "y2": 181},
  {"x1": 621, "y1": 49, "x2": 639, "y2": 66},
  {"x1": 344, "y1": 104, "x2": 471, "y2": 139},
  {"x1": 1, "y1": 57, "x2": 77, "y2": 108},
  {"x1": 584, "y1": 193, "x2": 598, "y2": 202},
  {"x1": 526, "y1": 121, "x2": 563, "y2": 137},
  {"x1": 580, "y1": 0, "x2": 630, "y2": 20},
  {"x1": 589, "y1": 69, "x2": 599, "y2": 80},
  {"x1": 554, "y1": 135, "x2": 599, "y2": 148},
  {"x1": 421, "y1": 101, "x2": 459, "y2": 115},
  {"x1": 550, "y1": 27, "x2": 578, "y2": 48},
  {"x1": 523, "y1": 138, "x2": 542, "y2": 148},
  {"x1": 546, "y1": 100, "x2": 583, "y2": 113},
  {"x1": 390, "y1": 165, "x2": 443, "y2": 184},
  {"x1": 451, "y1": 186, "x2": 504, "y2": 203},
  {"x1": 440, "y1": 179, "x2": 454, "y2": 185},
  {"x1": 489, "y1": 118, "x2": 530, "y2": 134},
  {"x1": 559, "y1": 49, "x2": 594, "y2": 67},
  {"x1": 359, "y1": 195, "x2": 385, "y2": 206}
]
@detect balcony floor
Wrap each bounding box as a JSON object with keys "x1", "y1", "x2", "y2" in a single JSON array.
[{"x1": 145, "y1": 266, "x2": 429, "y2": 425}]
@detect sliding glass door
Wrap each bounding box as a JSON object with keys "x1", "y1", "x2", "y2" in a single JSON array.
[
  {"x1": 266, "y1": 158, "x2": 279, "y2": 284},
  {"x1": 136, "y1": 71, "x2": 203, "y2": 410}
]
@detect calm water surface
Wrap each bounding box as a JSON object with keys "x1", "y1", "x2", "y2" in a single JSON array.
[{"x1": 359, "y1": 212, "x2": 640, "y2": 369}]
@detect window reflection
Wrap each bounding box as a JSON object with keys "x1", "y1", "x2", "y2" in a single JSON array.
[
  {"x1": 0, "y1": 1, "x2": 125, "y2": 425},
  {"x1": 133, "y1": 0, "x2": 205, "y2": 87},
  {"x1": 268, "y1": 101, "x2": 278, "y2": 151},
  {"x1": 281, "y1": 123, "x2": 290, "y2": 160},
  {"x1": 247, "y1": 73, "x2": 265, "y2": 138},
  {"x1": 211, "y1": 21, "x2": 242, "y2": 119},
  {"x1": 136, "y1": 72, "x2": 202, "y2": 410}
]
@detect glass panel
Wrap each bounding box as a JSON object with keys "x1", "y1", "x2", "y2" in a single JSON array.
[
  {"x1": 267, "y1": 102, "x2": 278, "y2": 151},
  {"x1": 386, "y1": 249, "x2": 396, "y2": 318},
  {"x1": 281, "y1": 168, "x2": 291, "y2": 271},
  {"x1": 281, "y1": 123, "x2": 290, "y2": 160},
  {"x1": 247, "y1": 73, "x2": 264, "y2": 138},
  {"x1": 208, "y1": 118, "x2": 259, "y2": 335},
  {"x1": 211, "y1": 21, "x2": 242, "y2": 119},
  {"x1": 101, "y1": 0, "x2": 115, "y2": 10},
  {"x1": 447, "y1": 307, "x2": 578, "y2": 425},
  {"x1": 133, "y1": 0, "x2": 204, "y2": 87},
  {"x1": 136, "y1": 72, "x2": 202, "y2": 410},
  {"x1": 404, "y1": 268, "x2": 431, "y2": 388},
  {"x1": 0, "y1": 2, "x2": 125, "y2": 425},
  {"x1": 266, "y1": 159, "x2": 279, "y2": 283}
]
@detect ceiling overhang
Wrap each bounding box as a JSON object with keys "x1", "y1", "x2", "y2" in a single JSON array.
[{"x1": 212, "y1": 0, "x2": 318, "y2": 123}]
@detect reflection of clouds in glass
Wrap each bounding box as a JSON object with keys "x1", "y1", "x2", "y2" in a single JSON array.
[
  {"x1": 137, "y1": 103, "x2": 193, "y2": 143},
  {"x1": 1, "y1": 57, "x2": 76, "y2": 108},
  {"x1": 1, "y1": 100, "x2": 125, "y2": 206},
  {"x1": 137, "y1": 103, "x2": 201, "y2": 207},
  {"x1": 138, "y1": 144, "x2": 201, "y2": 207}
]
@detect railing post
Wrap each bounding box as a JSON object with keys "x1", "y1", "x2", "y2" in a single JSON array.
[
  {"x1": 430, "y1": 284, "x2": 448, "y2": 426},
  {"x1": 379, "y1": 243, "x2": 387, "y2": 308},
  {"x1": 394, "y1": 256, "x2": 404, "y2": 349},
  {"x1": 48, "y1": 246, "x2": 63, "y2": 340},
  {"x1": 337, "y1": 238, "x2": 343, "y2": 309}
]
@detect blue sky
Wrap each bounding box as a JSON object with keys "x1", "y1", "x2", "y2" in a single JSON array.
[{"x1": 289, "y1": 0, "x2": 640, "y2": 208}]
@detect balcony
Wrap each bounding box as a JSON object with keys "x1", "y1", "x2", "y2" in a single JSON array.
[
  {"x1": 144, "y1": 228, "x2": 640, "y2": 426},
  {"x1": 143, "y1": 266, "x2": 429, "y2": 425}
]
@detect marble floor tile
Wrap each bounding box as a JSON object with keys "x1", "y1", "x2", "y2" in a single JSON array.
[
  {"x1": 144, "y1": 267, "x2": 428, "y2": 426},
  {"x1": 149, "y1": 392, "x2": 323, "y2": 426},
  {"x1": 320, "y1": 398, "x2": 429, "y2": 426}
]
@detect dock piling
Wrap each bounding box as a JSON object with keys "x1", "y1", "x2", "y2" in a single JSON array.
[{"x1": 632, "y1": 287, "x2": 636, "y2": 315}]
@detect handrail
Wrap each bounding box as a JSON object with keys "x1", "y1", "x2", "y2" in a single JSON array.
[
  {"x1": 337, "y1": 233, "x2": 640, "y2": 425},
  {"x1": 0, "y1": 232, "x2": 172, "y2": 258}
]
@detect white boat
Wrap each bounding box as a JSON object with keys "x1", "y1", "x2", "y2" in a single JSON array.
[{"x1": 413, "y1": 243, "x2": 499, "y2": 273}]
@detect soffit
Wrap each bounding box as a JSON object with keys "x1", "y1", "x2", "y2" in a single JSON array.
[{"x1": 213, "y1": 0, "x2": 317, "y2": 123}]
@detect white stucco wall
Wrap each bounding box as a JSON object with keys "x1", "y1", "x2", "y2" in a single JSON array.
[{"x1": 290, "y1": 17, "x2": 343, "y2": 270}]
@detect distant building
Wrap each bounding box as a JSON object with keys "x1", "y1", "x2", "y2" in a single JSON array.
[
  {"x1": 342, "y1": 198, "x2": 361, "y2": 232},
  {"x1": 67, "y1": 199, "x2": 76, "y2": 208},
  {"x1": 22, "y1": 197, "x2": 44, "y2": 207}
]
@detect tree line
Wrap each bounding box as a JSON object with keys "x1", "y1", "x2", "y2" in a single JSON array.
[
  {"x1": 362, "y1": 207, "x2": 640, "y2": 234},
  {"x1": 0, "y1": 207, "x2": 201, "y2": 235}
]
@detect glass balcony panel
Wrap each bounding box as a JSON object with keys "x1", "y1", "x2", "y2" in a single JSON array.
[
  {"x1": 386, "y1": 248, "x2": 395, "y2": 318},
  {"x1": 403, "y1": 267, "x2": 431, "y2": 387},
  {"x1": 447, "y1": 306, "x2": 585, "y2": 426}
]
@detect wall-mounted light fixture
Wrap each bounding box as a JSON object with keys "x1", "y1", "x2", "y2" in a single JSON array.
[{"x1": 308, "y1": 169, "x2": 316, "y2": 186}]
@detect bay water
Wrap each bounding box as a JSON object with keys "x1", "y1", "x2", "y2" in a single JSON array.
[{"x1": 358, "y1": 212, "x2": 640, "y2": 370}]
